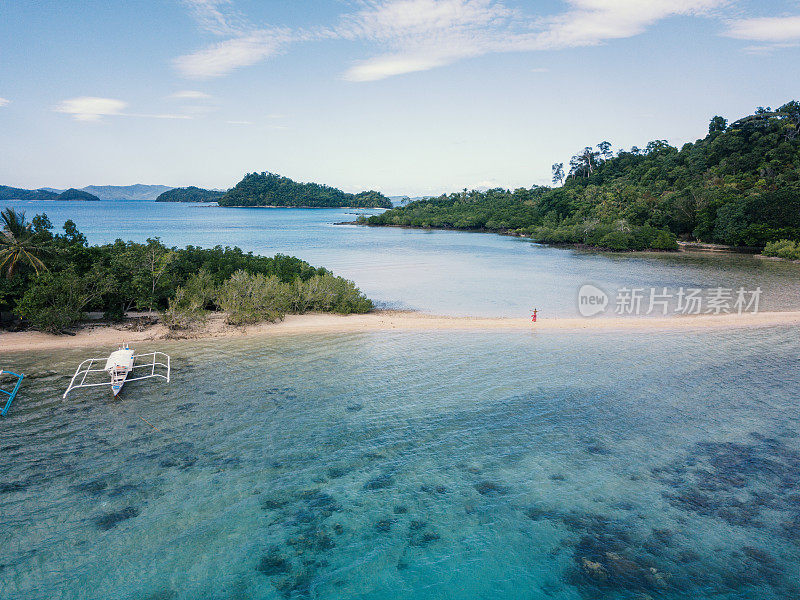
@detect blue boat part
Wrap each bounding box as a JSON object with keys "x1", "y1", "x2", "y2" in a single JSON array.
[{"x1": 0, "y1": 370, "x2": 24, "y2": 417}]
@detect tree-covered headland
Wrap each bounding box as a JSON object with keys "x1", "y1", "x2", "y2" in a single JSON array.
[
  {"x1": 218, "y1": 172, "x2": 392, "y2": 208},
  {"x1": 155, "y1": 186, "x2": 226, "y2": 202},
  {"x1": 364, "y1": 102, "x2": 800, "y2": 252},
  {"x1": 0, "y1": 208, "x2": 372, "y2": 333}
]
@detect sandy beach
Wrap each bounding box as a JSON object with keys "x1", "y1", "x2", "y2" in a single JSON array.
[{"x1": 2, "y1": 309, "x2": 799, "y2": 353}]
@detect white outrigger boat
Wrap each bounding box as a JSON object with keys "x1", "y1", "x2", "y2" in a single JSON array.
[{"x1": 63, "y1": 344, "x2": 170, "y2": 398}]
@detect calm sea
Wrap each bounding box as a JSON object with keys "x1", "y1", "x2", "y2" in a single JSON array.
[
  {"x1": 3, "y1": 199, "x2": 800, "y2": 316},
  {"x1": 1, "y1": 200, "x2": 799, "y2": 599}
]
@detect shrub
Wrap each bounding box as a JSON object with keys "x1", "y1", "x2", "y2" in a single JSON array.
[
  {"x1": 291, "y1": 273, "x2": 373, "y2": 314},
  {"x1": 161, "y1": 270, "x2": 217, "y2": 330},
  {"x1": 649, "y1": 228, "x2": 680, "y2": 251},
  {"x1": 324, "y1": 275, "x2": 374, "y2": 313},
  {"x1": 763, "y1": 239, "x2": 800, "y2": 260},
  {"x1": 599, "y1": 230, "x2": 636, "y2": 251},
  {"x1": 215, "y1": 270, "x2": 292, "y2": 325},
  {"x1": 15, "y1": 265, "x2": 112, "y2": 333}
]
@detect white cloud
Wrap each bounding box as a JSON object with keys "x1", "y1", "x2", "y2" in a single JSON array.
[
  {"x1": 338, "y1": 0, "x2": 728, "y2": 81},
  {"x1": 526, "y1": 0, "x2": 726, "y2": 51},
  {"x1": 346, "y1": 54, "x2": 453, "y2": 81},
  {"x1": 127, "y1": 113, "x2": 193, "y2": 120},
  {"x1": 174, "y1": 0, "x2": 728, "y2": 82},
  {"x1": 182, "y1": 0, "x2": 247, "y2": 35},
  {"x1": 55, "y1": 97, "x2": 192, "y2": 122},
  {"x1": 55, "y1": 97, "x2": 127, "y2": 121},
  {"x1": 169, "y1": 90, "x2": 212, "y2": 99},
  {"x1": 0, "y1": 97, "x2": 9, "y2": 107},
  {"x1": 531, "y1": 67, "x2": 549, "y2": 73},
  {"x1": 725, "y1": 15, "x2": 800, "y2": 42},
  {"x1": 174, "y1": 29, "x2": 290, "y2": 78},
  {"x1": 337, "y1": 0, "x2": 515, "y2": 80},
  {"x1": 226, "y1": 120, "x2": 253, "y2": 125}
]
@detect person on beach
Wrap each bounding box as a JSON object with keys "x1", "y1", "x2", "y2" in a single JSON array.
[{"x1": 531, "y1": 308, "x2": 538, "y2": 322}]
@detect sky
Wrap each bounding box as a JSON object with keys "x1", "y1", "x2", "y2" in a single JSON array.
[{"x1": 1, "y1": 0, "x2": 799, "y2": 196}]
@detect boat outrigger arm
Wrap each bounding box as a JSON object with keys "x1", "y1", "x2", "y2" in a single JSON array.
[
  {"x1": 63, "y1": 346, "x2": 170, "y2": 398},
  {"x1": 0, "y1": 370, "x2": 24, "y2": 417}
]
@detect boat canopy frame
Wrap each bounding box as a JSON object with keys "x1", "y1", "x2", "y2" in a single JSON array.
[
  {"x1": 63, "y1": 352, "x2": 170, "y2": 398},
  {"x1": 1, "y1": 370, "x2": 24, "y2": 417}
]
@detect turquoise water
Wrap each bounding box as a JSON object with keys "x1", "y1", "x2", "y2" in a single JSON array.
[
  {"x1": 2, "y1": 327, "x2": 800, "y2": 599},
  {"x1": 4, "y1": 200, "x2": 800, "y2": 316}
]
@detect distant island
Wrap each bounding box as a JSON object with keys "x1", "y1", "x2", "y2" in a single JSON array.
[
  {"x1": 363, "y1": 101, "x2": 800, "y2": 253},
  {"x1": 0, "y1": 185, "x2": 100, "y2": 201},
  {"x1": 218, "y1": 172, "x2": 392, "y2": 208},
  {"x1": 156, "y1": 186, "x2": 226, "y2": 203}
]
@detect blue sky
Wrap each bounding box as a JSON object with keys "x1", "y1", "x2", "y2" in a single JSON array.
[{"x1": 1, "y1": 0, "x2": 799, "y2": 196}]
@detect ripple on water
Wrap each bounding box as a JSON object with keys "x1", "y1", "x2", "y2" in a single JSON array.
[{"x1": 0, "y1": 328, "x2": 799, "y2": 599}]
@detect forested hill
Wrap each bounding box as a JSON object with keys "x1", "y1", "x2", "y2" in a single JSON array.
[
  {"x1": 0, "y1": 186, "x2": 100, "y2": 201},
  {"x1": 218, "y1": 172, "x2": 392, "y2": 208},
  {"x1": 365, "y1": 101, "x2": 800, "y2": 251},
  {"x1": 156, "y1": 186, "x2": 226, "y2": 202}
]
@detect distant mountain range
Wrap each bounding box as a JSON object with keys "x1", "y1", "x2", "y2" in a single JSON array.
[
  {"x1": 37, "y1": 184, "x2": 174, "y2": 201},
  {"x1": 83, "y1": 184, "x2": 175, "y2": 201}
]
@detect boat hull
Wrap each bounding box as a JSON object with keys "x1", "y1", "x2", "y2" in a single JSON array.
[{"x1": 106, "y1": 348, "x2": 134, "y2": 397}]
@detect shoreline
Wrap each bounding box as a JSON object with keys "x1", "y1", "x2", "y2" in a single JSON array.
[
  {"x1": 215, "y1": 205, "x2": 390, "y2": 210},
  {"x1": 346, "y1": 222, "x2": 771, "y2": 255},
  {"x1": 2, "y1": 310, "x2": 800, "y2": 353}
]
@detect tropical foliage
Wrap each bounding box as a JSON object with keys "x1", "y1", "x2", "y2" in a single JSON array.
[
  {"x1": 0, "y1": 209, "x2": 373, "y2": 332},
  {"x1": 219, "y1": 172, "x2": 392, "y2": 208},
  {"x1": 365, "y1": 102, "x2": 800, "y2": 251},
  {"x1": 762, "y1": 239, "x2": 800, "y2": 261},
  {"x1": 0, "y1": 208, "x2": 50, "y2": 278}
]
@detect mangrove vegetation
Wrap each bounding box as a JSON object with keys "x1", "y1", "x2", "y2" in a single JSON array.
[{"x1": 0, "y1": 208, "x2": 372, "y2": 333}]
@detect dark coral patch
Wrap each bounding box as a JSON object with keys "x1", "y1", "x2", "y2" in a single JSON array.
[
  {"x1": 375, "y1": 518, "x2": 394, "y2": 532},
  {"x1": 474, "y1": 481, "x2": 509, "y2": 496},
  {"x1": 73, "y1": 478, "x2": 108, "y2": 495},
  {"x1": 95, "y1": 506, "x2": 139, "y2": 530},
  {"x1": 257, "y1": 550, "x2": 291, "y2": 577},
  {"x1": 364, "y1": 474, "x2": 394, "y2": 490}
]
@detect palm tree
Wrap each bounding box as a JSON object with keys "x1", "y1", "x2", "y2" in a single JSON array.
[{"x1": 0, "y1": 208, "x2": 48, "y2": 278}]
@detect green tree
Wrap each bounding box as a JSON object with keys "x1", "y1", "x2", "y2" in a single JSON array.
[
  {"x1": 0, "y1": 208, "x2": 49, "y2": 278},
  {"x1": 708, "y1": 115, "x2": 728, "y2": 133},
  {"x1": 16, "y1": 265, "x2": 112, "y2": 332},
  {"x1": 551, "y1": 163, "x2": 565, "y2": 185}
]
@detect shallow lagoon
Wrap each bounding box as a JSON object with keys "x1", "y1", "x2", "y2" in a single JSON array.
[
  {"x1": 4, "y1": 200, "x2": 800, "y2": 316},
  {"x1": 2, "y1": 326, "x2": 799, "y2": 599}
]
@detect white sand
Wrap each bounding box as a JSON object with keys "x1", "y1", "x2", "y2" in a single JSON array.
[{"x1": 2, "y1": 310, "x2": 799, "y2": 353}]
